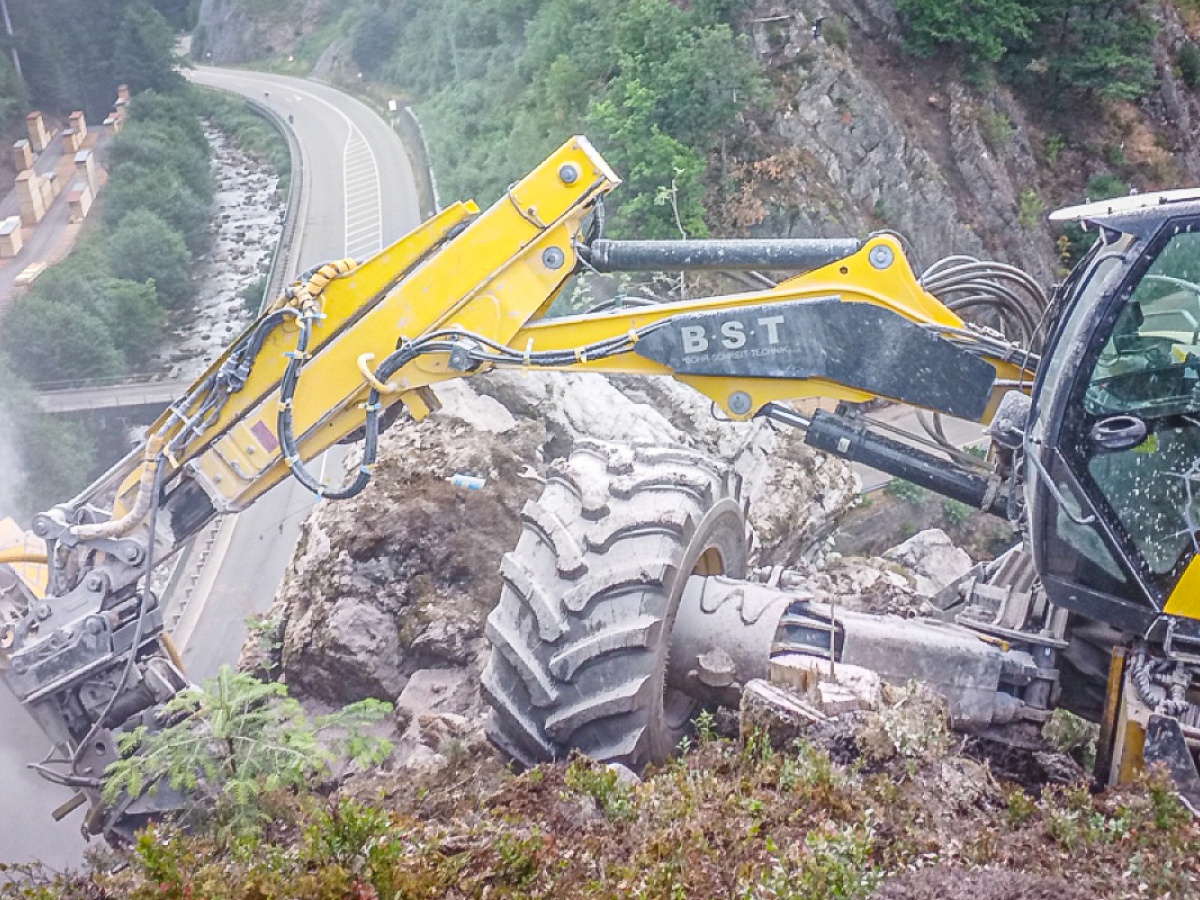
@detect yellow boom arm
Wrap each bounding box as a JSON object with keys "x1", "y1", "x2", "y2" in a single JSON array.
[{"x1": 83, "y1": 136, "x2": 1027, "y2": 533}]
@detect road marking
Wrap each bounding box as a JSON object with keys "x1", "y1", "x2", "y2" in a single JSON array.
[{"x1": 199, "y1": 70, "x2": 383, "y2": 263}]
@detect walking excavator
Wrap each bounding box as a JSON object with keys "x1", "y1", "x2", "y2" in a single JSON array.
[{"x1": 6, "y1": 136, "x2": 1200, "y2": 843}]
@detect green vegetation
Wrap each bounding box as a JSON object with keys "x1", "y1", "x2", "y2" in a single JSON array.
[
  {"x1": 896, "y1": 0, "x2": 1038, "y2": 66},
  {"x1": 0, "y1": 54, "x2": 28, "y2": 130},
  {"x1": 12, "y1": 704, "x2": 1200, "y2": 900},
  {"x1": 106, "y1": 210, "x2": 193, "y2": 309},
  {"x1": 4, "y1": 0, "x2": 187, "y2": 121},
  {"x1": 897, "y1": 0, "x2": 1159, "y2": 102},
  {"x1": 1087, "y1": 172, "x2": 1128, "y2": 200},
  {"x1": 882, "y1": 478, "x2": 930, "y2": 503},
  {"x1": 0, "y1": 78, "x2": 286, "y2": 515},
  {"x1": 105, "y1": 667, "x2": 392, "y2": 837},
  {"x1": 353, "y1": 0, "x2": 764, "y2": 237},
  {"x1": 978, "y1": 108, "x2": 1016, "y2": 153},
  {"x1": 823, "y1": 17, "x2": 850, "y2": 51},
  {"x1": 1, "y1": 87, "x2": 213, "y2": 387},
  {"x1": 1180, "y1": 42, "x2": 1200, "y2": 89},
  {"x1": 1018, "y1": 188, "x2": 1045, "y2": 228},
  {"x1": 197, "y1": 90, "x2": 292, "y2": 185}
]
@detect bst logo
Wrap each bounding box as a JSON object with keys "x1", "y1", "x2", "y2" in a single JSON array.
[{"x1": 680, "y1": 315, "x2": 786, "y2": 354}]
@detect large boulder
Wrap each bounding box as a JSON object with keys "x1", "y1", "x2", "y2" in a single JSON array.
[{"x1": 250, "y1": 370, "x2": 860, "y2": 748}]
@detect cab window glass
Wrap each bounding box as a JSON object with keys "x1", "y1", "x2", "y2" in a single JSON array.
[
  {"x1": 1079, "y1": 226, "x2": 1200, "y2": 582},
  {"x1": 1086, "y1": 427, "x2": 1200, "y2": 575},
  {"x1": 1085, "y1": 229, "x2": 1200, "y2": 418}
]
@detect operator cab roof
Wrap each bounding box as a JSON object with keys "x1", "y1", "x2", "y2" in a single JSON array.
[{"x1": 1050, "y1": 188, "x2": 1200, "y2": 239}]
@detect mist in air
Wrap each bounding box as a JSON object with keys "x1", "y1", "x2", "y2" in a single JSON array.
[{"x1": 0, "y1": 400, "x2": 88, "y2": 867}]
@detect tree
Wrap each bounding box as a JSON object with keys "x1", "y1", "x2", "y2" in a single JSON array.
[
  {"x1": 352, "y1": 5, "x2": 401, "y2": 76},
  {"x1": 0, "y1": 295, "x2": 125, "y2": 382},
  {"x1": 1027, "y1": 0, "x2": 1158, "y2": 101},
  {"x1": 588, "y1": 90, "x2": 710, "y2": 237},
  {"x1": 150, "y1": 0, "x2": 197, "y2": 31},
  {"x1": 896, "y1": 0, "x2": 1039, "y2": 65},
  {"x1": 112, "y1": 0, "x2": 182, "y2": 94},
  {"x1": 8, "y1": 0, "x2": 127, "y2": 120},
  {"x1": 105, "y1": 667, "x2": 392, "y2": 835},
  {"x1": 103, "y1": 163, "x2": 212, "y2": 253},
  {"x1": 107, "y1": 209, "x2": 193, "y2": 308},
  {"x1": 93, "y1": 277, "x2": 166, "y2": 363},
  {"x1": 0, "y1": 53, "x2": 27, "y2": 129}
]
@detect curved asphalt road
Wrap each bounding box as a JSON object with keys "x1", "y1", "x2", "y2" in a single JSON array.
[
  {"x1": 176, "y1": 68, "x2": 421, "y2": 681},
  {"x1": 0, "y1": 68, "x2": 421, "y2": 869}
]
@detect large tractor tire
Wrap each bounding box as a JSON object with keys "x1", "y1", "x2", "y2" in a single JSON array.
[{"x1": 482, "y1": 442, "x2": 747, "y2": 770}]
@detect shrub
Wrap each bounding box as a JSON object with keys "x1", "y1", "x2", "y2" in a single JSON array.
[
  {"x1": 1044, "y1": 133, "x2": 1065, "y2": 165},
  {"x1": 106, "y1": 210, "x2": 193, "y2": 309},
  {"x1": 883, "y1": 479, "x2": 929, "y2": 503},
  {"x1": 1181, "y1": 42, "x2": 1200, "y2": 88},
  {"x1": 1017, "y1": 188, "x2": 1045, "y2": 228},
  {"x1": 824, "y1": 16, "x2": 850, "y2": 49},
  {"x1": 979, "y1": 109, "x2": 1016, "y2": 154},
  {"x1": 104, "y1": 667, "x2": 392, "y2": 836},
  {"x1": 1086, "y1": 172, "x2": 1128, "y2": 200},
  {"x1": 896, "y1": 0, "x2": 1037, "y2": 65},
  {"x1": 0, "y1": 295, "x2": 125, "y2": 382}
]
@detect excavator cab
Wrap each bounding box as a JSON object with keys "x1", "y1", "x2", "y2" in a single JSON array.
[
  {"x1": 1024, "y1": 194, "x2": 1200, "y2": 793},
  {"x1": 1029, "y1": 197, "x2": 1200, "y2": 635}
]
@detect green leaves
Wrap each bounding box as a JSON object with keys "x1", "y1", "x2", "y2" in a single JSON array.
[
  {"x1": 374, "y1": 0, "x2": 765, "y2": 239},
  {"x1": 104, "y1": 667, "x2": 393, "y2": 837},
  {"x1": 112, "y1": 0, "x2": 183, "y2": 95},
  {"x1": 107, "y1": 210, "x2": 193, "y2": 309},
  {"x1": 897, "y1": 0, "x2": 1159, "y2": 101},
  {"x1": 1031, "y1": 0, "x2": 1158, "y2": 101},
  {"x1": 897, "y1": 0, "x2": 1038, "y2": 65},
  {"x1": 5, "y1": 0, "x2": 181, "y2": 122}
]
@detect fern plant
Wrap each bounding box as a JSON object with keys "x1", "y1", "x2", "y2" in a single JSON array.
[{"x1": 104, "y1": 666, "x2": 392, "y2": 835}]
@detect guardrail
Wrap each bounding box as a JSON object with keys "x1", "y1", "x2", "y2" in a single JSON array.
[
  {"x1": 242, "y1": 95, "x2": 307, "y2": 308},
  {"x1": 30, "y1": 371, "x2": 178, "y2": 392}
]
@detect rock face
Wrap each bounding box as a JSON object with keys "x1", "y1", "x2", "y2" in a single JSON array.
[
  {"x1": 739, "y1": 0, "x2": 1058, "y2": 286},
  {"x1": 249, "y1": 357, "x2": 978, "y2": 773},
  {"x1": 250, "y1": 371, "x2": 862, "y2": 746},
  {"x1": 193, "y1": 0, "x2": 321, "y2": 65}
]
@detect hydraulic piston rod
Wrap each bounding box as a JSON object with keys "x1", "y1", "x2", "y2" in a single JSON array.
[{"x1": 583, "y1": 238, "x2": 864, "y2": 273}]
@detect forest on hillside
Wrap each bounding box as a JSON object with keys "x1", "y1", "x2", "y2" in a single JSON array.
[
  {"x1": 0, "y1": 0, "x2": 286, "y2": 516},
  {"x1": 336, "y1": 0, "x2": 1179, "y2": 239},
  {"x1": 0, "y1": 0, "x2": 195, "y2": 127}
]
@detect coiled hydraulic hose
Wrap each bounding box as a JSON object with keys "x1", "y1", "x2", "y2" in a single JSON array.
[{"x1": 68, "y1": 434, "x2": 165, "y2": 541}]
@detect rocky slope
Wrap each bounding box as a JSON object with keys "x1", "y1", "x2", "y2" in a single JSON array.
[
  {"x1": 192, "y1": 0, "x2": 324, "y2": 65},
  {"x1": 724, "y1": 0, "x2": 1200, "y2": 287},
  {"x1": 240, "y1": 371, "x2": 873, "y2": 759},
  {"x1": 730, "y1": 0, "x2": 1057, "y2": 286},
  {"x1": 194, "y1": 0, "x2": 1200, "y2": 286},
  {"x1": 238, "y1": 354, "x2": 999, "y2": 777}
]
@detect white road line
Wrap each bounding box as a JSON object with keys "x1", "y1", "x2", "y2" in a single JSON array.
[{"x1": 201, "y1": 71, "x2": 383, "y2": 260}]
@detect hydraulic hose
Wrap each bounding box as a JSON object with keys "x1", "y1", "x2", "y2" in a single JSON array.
[
  {"x1": 0, "y1": 548, "x2": 48, "y2": 566},
  {"x1": 68, "y1": 434, "x2": 165, "y2": 541}
]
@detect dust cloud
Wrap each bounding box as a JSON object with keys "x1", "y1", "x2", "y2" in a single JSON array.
[
  {"x1": 0, "y1": 398, "x2": 23, "y2": 518},
  {"x1": 0, "y1": 400, "x2": 87, "y2": 867},
  {"x1": 0, "y1": 690, "x2": 88, "y2": 867}
]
